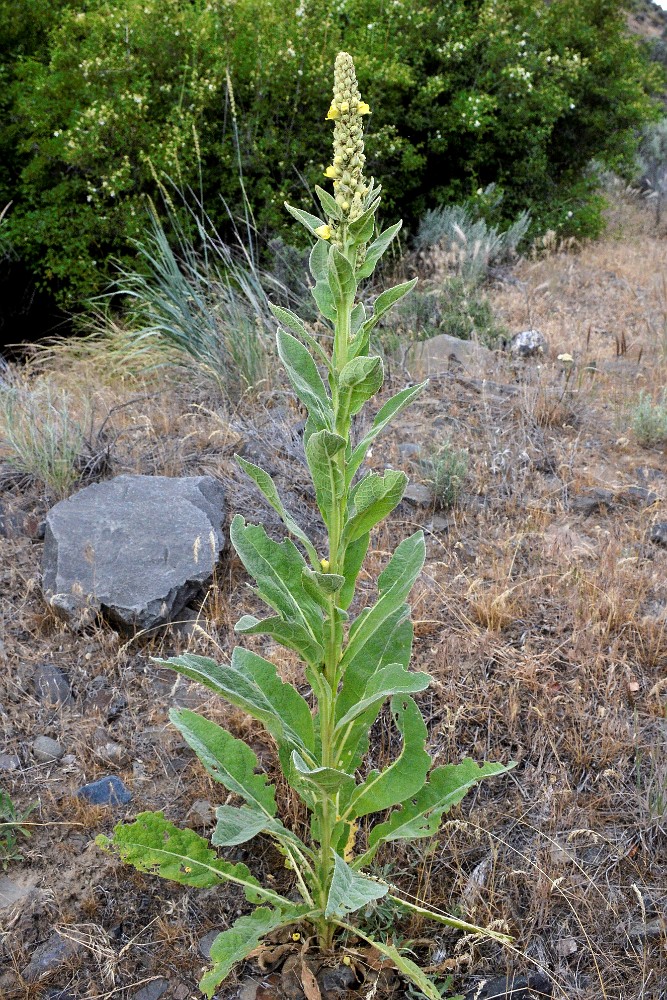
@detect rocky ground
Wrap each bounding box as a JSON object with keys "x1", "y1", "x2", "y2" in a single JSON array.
[{"x1": 0, "y1": 192, "x2": 666, "y2": 1000}]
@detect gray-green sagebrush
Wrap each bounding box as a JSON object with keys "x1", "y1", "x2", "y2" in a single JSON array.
[{"x1": 99, "y1": 53, "x2": 513, "y2": 1000}]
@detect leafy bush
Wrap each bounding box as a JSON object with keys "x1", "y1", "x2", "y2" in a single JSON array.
[
  {"x1": 421, "y1": 444, "x2": 469, "y2": 510},
  {"x1": 0, "y1": 369, "x2": 88, "y2": 496},
  {"x1": 415, "y1": 200, "x2": 531, "y2": 284},
  {"x1": 637, "y1": 118, "x2": 667, "y2": 226},
  {"x1": 0, "y1": 0, "x2": 662, "y2": 306},
  {"x1": 631, "y1": 390, "x2": 667, "y2": 447}
]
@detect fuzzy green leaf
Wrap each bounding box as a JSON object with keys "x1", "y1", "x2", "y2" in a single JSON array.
[
  {"x1": 352, "y1": 278, "x2": 418, "y2": 357},
  {"x1": 346, "y1": 696, "x2": 430, "y2": 819},
  {"x1": 347, "y1": 382, "x2": 427, "y2": 483},
  {"x1": 315, "y1": 184, "x2": 343, "y2": 221},
  {"x1": 339, "y1": 532, "x2": 370, "y2": 611},
  {"x1": 290, "y1": 751, "x2": 356, "y2": 805},
  {"x1": 328, "y1": 245, "x2": 356, "y2": 309},
  {"x1": 347, "y1": 202, "x2": 378, "y2": 244},
  {"x1": 270, "y1": 303, "x2": 333, "y2": 369},
  {"x1": 100, "y1": 812, "x2": 288, "y2": 907},
  {"x1": 343, "y1": 470, "x2": 407, "y2": 544},
  {"x1": 309, "y1": 238, "x2": 329, "y2": 283},
  {"x1": 338, "y1": 356, "x2": 384, "y2": 417},
  {"x1": 356, "y1": 220, "x2": 402, "y2": 281},
  {"x1": 350, "y1": 301, "x2": 366, "y2": 336},
  {"x1": 302, "y1": 567, "x2": 346, "y2": 596},
  {"x1": 277, "y1": 329, "x2": 332, "y2": 431},
  {"x1": 212, "y1": 804, "x2": 306, "y2": 851},
  {"x1": 340, "y1": 531, "x2": 425, "y2": 670},
  {"x1": 235, "y1": 614, "x2": 324, "y2": 667},
  {"x1": 305, "y1": 429, "x2": 346, "y2": 530},
  {"x1": 369, "y1": 759, "x2": 514, "y2": 850},
  {"x1": 335, "y1": 663, "x2": 430, "y2": 734},
  {"x1": 230, "y1": 515, "x2": 323, "y2": 636},
  {"x1": 170, "y1": 708, "x2": 276, "y2": 815},
  {"x1": 159, "y1": 650, "x2": 315, "y2": 765},
  {"x1": 200, "y1": 905, "x2": 312, "y2": 998},
  {"x1": 284, "y1": 202, "x2": 327, "y2": 237},
  {"x1": 324, "y1": 852, "x2": 387, "y2": 918},
  {"x1": 235, "y1": 455, "x2": 318, "y2": 564}
]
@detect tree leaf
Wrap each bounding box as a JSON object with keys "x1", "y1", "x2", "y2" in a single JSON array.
[
  {"x1": 368, "y1": 759, "x2": 515, "y2": 851},
  {"x1": 235, "y1": 614, "x2": 324, "y2": 668},
  {"x1": 355, "y1": 221, "x2": 402, "y2": 281},
  {"x1": 340, "y1": 532, "x2": 425, "y2": 670},
  {"x1": 345, "y1": 696, "x2": 430, "y2": 820},
  {"x1": 284, "y1": 202, "x2": 327, "y2": 237},
  {"x1": 338, "y1": 356, "x2": 384, "y2": 417},
  {"x1": 347, "y1": 382, "x2": 427, "y2": 483},
  {"x1": 324, "y1": 852, "x2": 387, "y2": 918},
  {"x1": 235, "y1": 455, "x2": 319, "y2": 564},
  {"x1": 343, "y1": 470, "x2": 407, "y2": 544},
  {"x1": 100, "y1": 811, "x2": 290, "y2": 907},
  {"x1": 305, "y1": 430, "x2": 346, "y2": 531},
  {"x1": 277, "y1": 329, "x2": 332, "y2": 432},
  {"x1": 230, "y1": 515, "x2": 323, "y2": 637},
  {"x1": 200, "y1": 905, "x2": 311, "y2": 998},
  {"x1": 170, "y1": 708, "x2": 277, "y2": 815},
  {"x1": 158, "y1": 650, "x2": 315, "y2": 765}
]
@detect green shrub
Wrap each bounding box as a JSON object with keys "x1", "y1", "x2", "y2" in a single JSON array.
[
  {"x1": 1, "y1": 0, "x2": 662, "y2": 306},
  {"x1": 421, "y1": 444, "x2": 469, "y2": 510},
  {"x1": 631, "y1": 390, "x2": 667, "y2": 447}
]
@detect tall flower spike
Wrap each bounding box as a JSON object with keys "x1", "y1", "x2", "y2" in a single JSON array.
[{"x1": 325, "y1": 52, "x2": 371, "y2": 248}]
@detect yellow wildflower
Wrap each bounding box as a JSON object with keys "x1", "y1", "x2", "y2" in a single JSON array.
[
  {"x1": 314, "y1": 225, "x2": 331, "y2": 240},
  {"x1": 357, "y1": 101, "x2": 371, "y2": 115},
  {"x1": 326, "y1": 105, "x2": 339, "y2": 120},
  {"x1": 320, "y1": 558, "x2": 330, "y2": 571},
  {"x1": 324, "y1": 165, "x2": 337, "y2": 178}
]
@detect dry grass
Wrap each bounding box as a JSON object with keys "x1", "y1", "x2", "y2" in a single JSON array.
[{"x1": 0, "y1": 191, "x2": 665, "y2": 999}]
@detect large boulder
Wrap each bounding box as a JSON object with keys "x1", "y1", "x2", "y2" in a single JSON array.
[{"x1": 42, "y1": 475, "x2": 226, "y2": 631}]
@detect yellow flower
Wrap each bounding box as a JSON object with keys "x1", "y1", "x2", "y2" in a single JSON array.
[
  {"x1": 326, "y1": 104, "x2": 339, "y2": 120},
  {"x1": 324, "y1": 165, "x2": 337, "y2": 179},
  {"x1": 357, "y1": 101, "x2": 371, "y2": 115},
  {"x1": 557, "y1": 353, "x2": 574, "y2": 363},
  {"x1": 314, "y1": 225, "x2": 331, "y2": 240},
  {"x1": 320, "y1": 558, "x2": 330, "y2": 571},
  {"x1": 340, "y1": 100, "x2": 349, "y2": 113}
]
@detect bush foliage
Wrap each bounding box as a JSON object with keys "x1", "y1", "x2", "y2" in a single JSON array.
[{"x1": 1, "y1": 0, "x2": 663, "y2": 306}]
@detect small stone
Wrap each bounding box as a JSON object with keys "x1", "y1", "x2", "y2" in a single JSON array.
[
  {"x1": 61, "y1": 754, "x2": 77, "y2": 766},
  {"x1": 22, "y1": 931, "x2": 82, "y2": 982},
  {"x1": 0, "y1": 874, "x2": 35, "y2": 909},
  {"x1": 199, "y1": 929, "x2": 221, "y2": 959},
  {"x1": 429, "y1": 515, "x2": 452, "y2": 533},
  {"x1": 33, "y1": 736, "x2": 65, "y2": 762},
  {"x1": 318, "y1": 962, "x2": 358, "y2": 993},
  {"x1": 398, "y1": 443, "x2": 422, "y2": 459},
  {"x1": 187, "y1": 799, "x2": 215, "y2": 829},
  {"x1": 132, "y1": 979, "x2": 169, "y2": 1000},
  {"x1": 32, "y1": 663, "x2": 73, "y2": 706},
  {"x1": 0, "y1": 753, "x2": 20, "y2": 771},
  {"x1": 650, "y1": 522, "x2": 667, "y2": 547},
  {"x1": 509, "y1": 329, "x2": 548, "y2": 358},
  {"x1": 618, "y1": 486, "x2": 658, "y2": 508},
  {"x1": 402, "y1": 483, "x2": 435, "y2": 507},
  {"x1": 77, "y1": 775, "x2": 132, "y2": 806},
  {"x1": 96, "y1": 742, "x2": 130, "y2": 767}
]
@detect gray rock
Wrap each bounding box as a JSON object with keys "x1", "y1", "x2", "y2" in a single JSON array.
[
  {"x1": 0, "y1": 753, "x2": 20, "y2": 771},
  {"x1": 199, "y1": 929, "x2": 221, "y2": 958},
  {"x1": 22, "y1": 931, "x2": 82, "y2": 982},
  {"x1": 132, "y1": 979, "x2": 169, "y2": 1000},
  {"x1": 77, "y1": 775, "x2": 132, "y2": 806},
  {"x1": 402, "y1": 482, "x2": 435, "y2": 507},
  {"x1": 42, "y1": 475, "x2": 226, "y2": 631},
  {"x1": 33, "y1": 736, "x2": 65, "y2": 762},
  {"x1": 650, "y1": 522, "x2": 667, "y2": 547},
  {"x1": 0, "y1": 873, "x2": 35, "y2": 909},
  {"x1": 509, "y1": 329, "x2": 548, "y2": 358},
  {"x1": 318, "y1": 962, "x2": 358, "y2": 993},
  {"x1": 32, "y1": 663, "x2": 73, "y2": 706},
  {"x1": 408, "y1": 333, "x2": 493, "y2": 376}
]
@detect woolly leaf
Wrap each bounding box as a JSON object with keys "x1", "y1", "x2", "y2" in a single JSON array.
[
  {"x1": 347, "y1": 382, "x2": 427, "y2": 482},
  {"x1": 235, "y1": 614, "x2": 324, "y2": 668},
  {"x1": 305, "y1": 429, "x2": 346, "y2": 530},
  {"x1": 338, "y1": 355, "x2": 384, "y2": 417},
  {"x1": 235, "y1": 455, "x2": 318, "y2": 564},
  {"x1": 277, "y1": 328, "x2": 332, "y2": 431},
  {"x1": 355, "y1": 220, "x2": 402, "y2": 281},
  {"x1": 324, "y1": 852, "x2": 387, "y2": 918},
  {"x1": 343, "y1": 470, "x2": 407, "y2": 543}
]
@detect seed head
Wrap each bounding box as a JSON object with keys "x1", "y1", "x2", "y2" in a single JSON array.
[{"x1": 325, "y1": 52, "x2": 372, "y2": 248}]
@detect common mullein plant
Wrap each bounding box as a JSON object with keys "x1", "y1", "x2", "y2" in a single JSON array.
[{"x1": 100, "y1": 54, "x2": 513, "y2": 999}]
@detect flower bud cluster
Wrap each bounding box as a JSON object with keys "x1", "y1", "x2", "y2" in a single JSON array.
[{"x1": 324, "y1": 52, "x2": 370, "y2": 245}]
